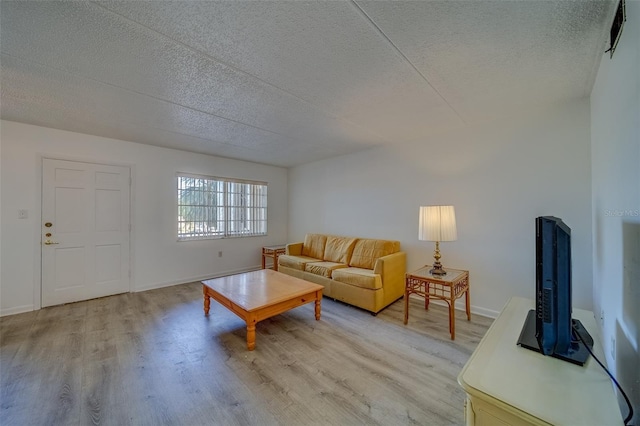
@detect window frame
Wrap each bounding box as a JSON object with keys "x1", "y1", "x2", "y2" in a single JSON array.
[{"x1": 177, "y1": 172, "x2": 268, "y2": 241}]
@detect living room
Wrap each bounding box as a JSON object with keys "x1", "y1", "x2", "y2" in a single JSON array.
[{"x1": 1, "y1": 1, "x2": 638, "y2": 424}]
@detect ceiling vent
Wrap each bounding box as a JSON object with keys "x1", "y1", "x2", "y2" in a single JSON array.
[{"x1": 607, "y1": 0, "x2": 626, "y2": 58}]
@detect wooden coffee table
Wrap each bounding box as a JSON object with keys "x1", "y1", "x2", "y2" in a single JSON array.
[{"x1": 202, "y1": 269, "x2": 323, "y2": 350}]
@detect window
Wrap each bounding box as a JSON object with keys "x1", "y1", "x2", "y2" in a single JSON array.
[{"x1": 177, "y1": 173, "x2": 267, "y2": 240}]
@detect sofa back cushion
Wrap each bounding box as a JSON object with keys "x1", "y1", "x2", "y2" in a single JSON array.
[
  {"x1": 301, "y1": 234, "x2": 327, "y2": 259},
  {"x1": 323, "y1": 236, "x2": 357, "y2": 264},
  {"x1": 349, "y1": 239, "x2": 401, "y2": 270}
]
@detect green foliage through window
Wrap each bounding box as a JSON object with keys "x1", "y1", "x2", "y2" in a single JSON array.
[{"x1": 177, "y1": 174, "x2": 267, "y2": 240}]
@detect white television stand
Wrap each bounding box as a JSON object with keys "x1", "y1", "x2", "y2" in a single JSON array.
[{"x1": 458, "y1": 297, "x2": 623, "y2": 425}]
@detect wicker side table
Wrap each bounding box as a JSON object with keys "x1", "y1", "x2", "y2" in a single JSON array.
[
  {"x1": 261, "y1": 245, "x2": 287, "y2": 271},
  {"x1": 404, "y1": 265, "x2": 470, "y2": 340}
]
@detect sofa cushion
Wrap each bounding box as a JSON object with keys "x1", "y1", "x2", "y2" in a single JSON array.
[
  {"x1": 305, "y1": 261, "x2": 348, "y2": 278},
  {"x1": 349, "y1": 239, "x2": 401, "y2": 270},
  {"x1": 301, "y1": 234, "x2": 327, "y2": 259},
  {"x1": 278, "y1": 254, "x2": 321, "y2": 271},
  {"x1": 332, "y1": 268, "x2": 382, "y2": 290},
  {"x1": 323, "y1": 236, "x2": 357, "y2": 264}
]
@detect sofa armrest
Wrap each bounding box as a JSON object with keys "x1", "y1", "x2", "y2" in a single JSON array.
[
  {"x1": 286, "y1": 242, "x2": 303, "y2": 256},
  {"x1": 374, "y1": 251, "x2": 407, "y2": 302}
]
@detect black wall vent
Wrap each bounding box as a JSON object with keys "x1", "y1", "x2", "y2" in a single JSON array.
[{"x1": 608, "y1": 0, "x2": 626, "y2": 58}]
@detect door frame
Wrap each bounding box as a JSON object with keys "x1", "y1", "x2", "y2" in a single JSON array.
[{"x1": 37, "y1": 154, "x2": 135, "y2": 310}]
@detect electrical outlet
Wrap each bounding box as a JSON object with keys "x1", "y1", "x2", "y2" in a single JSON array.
[
  {"x1": 218, "y1": 251, "x2": 223, "y2": 258},
  {"x1": 611, "y1": 336, "x2": 616, "y2": 360}
]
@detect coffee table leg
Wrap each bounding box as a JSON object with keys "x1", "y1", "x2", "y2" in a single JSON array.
[
  {"x1": 315, "y1": 293, "x2": 321, "y2": 320},
  {"x1": 247, "y1": 324, "x2": 256, "y2": 351},
  {"x1": 203, "y1": 286, "x2": 211, "y2": 316},
  {"x1": 245, "y1": 313, "x2": 258, "y2": 350}
]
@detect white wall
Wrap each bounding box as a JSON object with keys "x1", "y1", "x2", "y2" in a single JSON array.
[
  {"x1": 0, "y1": 122, "x2": 3, "y2": 317},
  {"x1": 0, "y1": 121, "x2": 288, "y2": 316},
  {"x1": 289, "y1": 99, "x2": 593, "y2": 317},
  {"x1": 591, "y1": 0, "x2": 640, "y2": 420}
]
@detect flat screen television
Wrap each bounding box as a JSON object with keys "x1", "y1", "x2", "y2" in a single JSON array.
[{"x1": 517, "y1": 216, "x2": 593, "y2": 365}]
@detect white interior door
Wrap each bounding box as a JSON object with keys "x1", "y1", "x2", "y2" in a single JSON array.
[{"x1": 42, "y1": 158, "x2": 131, "y2": 307}]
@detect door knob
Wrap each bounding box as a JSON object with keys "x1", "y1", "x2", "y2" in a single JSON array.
[{"x1": 43, "y1": 240, "x2": 59, "y2": 245}]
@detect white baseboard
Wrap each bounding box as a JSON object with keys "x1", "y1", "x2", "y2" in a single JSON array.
[
  {"x1": 133, "y1": 265, "x2": 261, "y2": 293},
  {"x1": 0, "y1": 269, "x2": 501, "y2": 320},
  {"x1": 470, "y1": 305, "x2": 500, "y2": 319},
  {"x1": 0, "y1": 304, "x2": 35, "y2": 317},
  {"x1": 408, "y1": 294, "x2": 500, "y2": 319}
]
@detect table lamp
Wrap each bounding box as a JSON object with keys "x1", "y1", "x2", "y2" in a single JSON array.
[{"x1": 419, "y1": 205, "x2": 457, "y2": 275}]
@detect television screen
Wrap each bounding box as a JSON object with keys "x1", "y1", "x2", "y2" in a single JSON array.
[
  {"x1": 536, "y1": 216, "x2": 572, "y2": 355},
  {"x1": 517, "y1": 216, "x2": 593, "y2": 365}
]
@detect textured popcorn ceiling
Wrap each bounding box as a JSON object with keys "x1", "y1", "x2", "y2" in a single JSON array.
[{"x1": 0, "y1": 1, "x2": 615, "y2": 167}]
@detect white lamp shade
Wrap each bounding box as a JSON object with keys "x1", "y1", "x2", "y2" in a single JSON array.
[{"x1": 419, "y1": 205, "x2": 457, "y2": 242}]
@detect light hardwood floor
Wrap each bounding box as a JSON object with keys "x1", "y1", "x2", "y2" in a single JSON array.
[{"x1": 0, "y1": 282, "x2": 492, "y2": 425}]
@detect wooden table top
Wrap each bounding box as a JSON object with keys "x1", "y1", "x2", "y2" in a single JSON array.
[{"x1": 202, "y1": 269, "x2": 323, "y2": 312}]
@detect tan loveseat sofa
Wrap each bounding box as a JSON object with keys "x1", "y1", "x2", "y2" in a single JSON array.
[{"x1": 278, "y1": 234, "x2": 406, "y2": 314}]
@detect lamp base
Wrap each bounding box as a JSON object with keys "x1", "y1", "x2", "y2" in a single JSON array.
[
  {"x1": 430, "y1": 241, "x2": 447, "y2": 275},
  {"x1": 429, "y1": 262, "x2": 447, "y2": 276}
]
